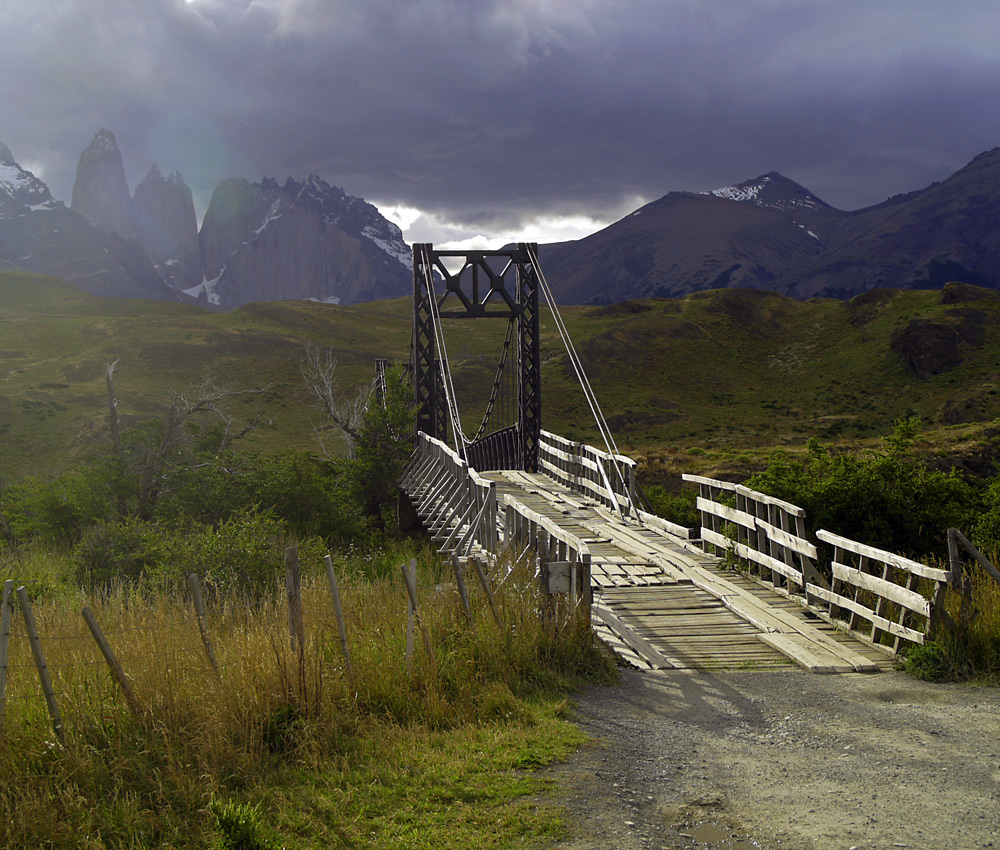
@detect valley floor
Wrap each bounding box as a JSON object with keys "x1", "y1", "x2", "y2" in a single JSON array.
[{"x1": 545, "y1": 667, "x2": 1000, "y2": 850}]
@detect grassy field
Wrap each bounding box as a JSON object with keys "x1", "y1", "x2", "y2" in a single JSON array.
[
  {"x1": 4, "y1": 270, "x2": 1000, "y2": 484},
  {"x1": 0, "y1": 541, "x2": 611, "y2": 848}
]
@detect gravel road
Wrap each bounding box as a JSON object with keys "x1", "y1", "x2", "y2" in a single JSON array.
[{"x1": 544, "y1": 667, "x2": 1000, "y2": 850}]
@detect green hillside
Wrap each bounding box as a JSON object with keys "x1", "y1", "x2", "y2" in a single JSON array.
[{"x1": 3, "y1": 270, "x2": 1000, "y2": 483}]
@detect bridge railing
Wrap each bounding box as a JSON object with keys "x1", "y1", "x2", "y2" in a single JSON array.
[
  {"x1": 539, "y1": 430, "x2": 637, "y2": 516},
  {"x1": 812, "y1": 530, "x2": 950, "y2": 651},
  {"x1": 684, "y1": 473, "x2": 953, "y2": 653},
  {"x1": 683, "y1": 474, "x2": 825, "y2": 592},
  {"x1": 501, "y1": 494, "x2": 593, "y2": 619},
  {"x1": 401, "y1": 432, "x2": 498, "y2": 556}
]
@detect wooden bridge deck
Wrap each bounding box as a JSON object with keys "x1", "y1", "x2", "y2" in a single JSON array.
[{"x1": 483, "y1": 471, "x2": 894, "y2": 674}]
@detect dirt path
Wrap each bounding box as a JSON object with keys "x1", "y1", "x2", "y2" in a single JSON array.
[{"x1": 545, "y1": 667, "x2": 1000, "y2": 850}]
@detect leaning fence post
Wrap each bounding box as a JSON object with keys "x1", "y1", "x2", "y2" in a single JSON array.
[
  {"x1": 404, "y1": 559, "x2": 417, "y2": 669},
  {"x1": 188, "y1": 574, "x2": 220, "y2": 677},
  {"x1": 471, "y1": 557, "x2": 503, "y2": 629},
  {"x1": 400, "y1": 562, "x2": 435, "y2": 671},
  {"x1": 0, "y1": 580, "x2": 12, "y2": 731},
  {"x1": 324, "y1": 554, "x2": 353, "y2": 684},
  {"x1": 82, "y1": 607, "x2": 143, "y2": 722},
  {"x1": 16, "y1": 586, "x2": 64, "y2": 745},
  {"x1": 284, "y1": 547, "x2": 304, "y2": 653}
]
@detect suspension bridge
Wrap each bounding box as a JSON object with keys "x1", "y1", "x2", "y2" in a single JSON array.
[{"x1": 398, "y1": 244, "x2": 949, "y2": 673}]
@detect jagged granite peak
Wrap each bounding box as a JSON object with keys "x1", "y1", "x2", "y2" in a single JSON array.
[
  {"x1": 0, "y1": 142, "x2": 60, "y2": 215},
  {"x1": 194, "y1": 174, "x2": 412, "y2": 309},
  {"x1": 133, "y1": 164, "x2": 201, "y2": 290},
  {"x1": 71, "y1": 129, "x2": 134, "y2": 238}
]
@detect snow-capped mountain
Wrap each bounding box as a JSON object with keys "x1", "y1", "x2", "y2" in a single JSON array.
[
  {"x1": 540, "y1": 151, "x2": 1000, "y2": 303},
  {"x1": 0, "y1": 142, "x2": 61, "y2": 215},
  {"x1": 194, "y1": 174, "x2": 412, "y2": 309},
  {"x1": 0, "y1": 140, "x2": 179, "y2": 300}
]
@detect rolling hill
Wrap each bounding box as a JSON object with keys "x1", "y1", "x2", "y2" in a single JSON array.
[{"x1": 3, "y1": 270, "x2": 1000, "y2": 486}]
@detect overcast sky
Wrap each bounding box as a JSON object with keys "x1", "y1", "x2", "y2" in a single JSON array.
[{"x1": 2, "y1": 0, "x2": 1000, "y2": 247}]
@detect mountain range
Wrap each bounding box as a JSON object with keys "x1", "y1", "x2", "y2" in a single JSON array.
[
  {"x1": 538, "y1": 149, "x2": 1000, "y2": 303},
  {"x1": 4, "y1": 130, "x2": 1000, "y2": 308},
  {"x1": 0, "y1": 130, "x2": 413, "y2": 308}
]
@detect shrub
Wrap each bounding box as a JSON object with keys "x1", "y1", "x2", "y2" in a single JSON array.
[
  {"x1": 643, "y1": 484, "x2": 698, "y2": 528},
  {"x1": 748, "y1": 420, "x2": 977, "y2": 560}
]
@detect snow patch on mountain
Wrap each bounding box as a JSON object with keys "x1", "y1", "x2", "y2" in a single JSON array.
[
  {"x1": 184, "y1": 274, "x2": 222, "y2": 306},
  {"x1": 711, "y1": 176, "x2": 771, "y2": 202},
  {"x1": 363, "y1": 223, "x2": 412, "y2": 268},
  {"x1": 254, "y1": 199, "x2": 282, "y2": 235}
]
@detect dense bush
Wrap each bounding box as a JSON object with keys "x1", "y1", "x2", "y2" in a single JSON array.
[
  {"x1": 747, "y1": 419, "x2": 977, "y2": 560},
  {"x1": 644, "y1": 483, "x2": 699, "y2": 528},
  {"x1": 72, "y1": 507, "x2": 329, "y2": 596}
]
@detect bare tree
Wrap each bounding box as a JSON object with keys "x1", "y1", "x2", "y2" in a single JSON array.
[
  {"x1": 105, "y1": 362, "x2": 272, "y2": 518},
  {"x1": 301, "y1": 343, "x2": 372, "y2": 458}
]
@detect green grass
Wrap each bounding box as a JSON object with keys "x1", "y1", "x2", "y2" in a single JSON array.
[
  {"x1": 0, "y1": 543, "x2": 613, "y2": 848},
  {"x1": 6, "y1": 270, "x2": 1000, "y2": 484}
]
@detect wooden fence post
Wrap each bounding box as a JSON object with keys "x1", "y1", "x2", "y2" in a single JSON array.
[
  {"x1": 470, "y1": 557, "x2": 503, "y2": 628},
  {"x1": 188, "y1": 574, "x2": 220, "y2": 676},
  {"x1": 284, "y1": 547, "x2": 304, "y2": 653},
  {"x1": 16, "y1": 586, "x2": 64, "y2": 745},
  {"x1": 323, "y1": 554, "x2": 353, "y2": 684},
  {"x1": 404, "y1": 559, "x2": 417, "y2": 668},
  {"x1": 451, "y1": 554, "x2": 474, "y2": 630},
  {"x1": 0, "y1": 580, "x2": 12, "y2": 731},
  {"x1": 81, "y1": 607, "x2": 143, "y2": 722},
  {"x1": 400, "y1": 562, "x2": 435, "y2": 671}
]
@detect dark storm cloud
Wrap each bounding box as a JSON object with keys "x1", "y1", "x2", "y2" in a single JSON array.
[{"x1": 2, "y1": 0, "x2": 1000, "y2": 235}]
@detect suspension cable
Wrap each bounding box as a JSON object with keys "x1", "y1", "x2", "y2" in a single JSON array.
[
  {"x1": 525, "y1": 244, "x2": 641, "y2": 519},
  {"x1": 421, "y1": 253, "x2": 466, "y2": 454},
  {"x1": 472, "y1": 315, "x2": 515, "y2": 441}
]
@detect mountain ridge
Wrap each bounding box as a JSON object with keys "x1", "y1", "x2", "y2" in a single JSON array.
[{"x1": 539, "y1": 148, "x2": 1000, "y2": 304}]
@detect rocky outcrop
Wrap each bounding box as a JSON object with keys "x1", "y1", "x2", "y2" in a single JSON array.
[
  {"x1": 133, "y1": 165, "x2": 202, "y2": 291},
  {"x1": 1, "y1": 140, "x2": 179, "y2": 301},
  {"x1": 71, "y1": 129, "x2": 134, "y2": 238},
  {"x1": 194, "y1": 174, "x2": 411, "y2": 309}
]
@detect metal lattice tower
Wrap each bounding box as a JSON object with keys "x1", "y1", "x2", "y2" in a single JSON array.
[{"x1": 411, "y1": 243, "x2": 541, "y2": 472}]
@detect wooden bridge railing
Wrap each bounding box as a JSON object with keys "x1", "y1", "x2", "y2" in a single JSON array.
[
  {"x1": 811, "y1": 530, "x2": 950, "y2": 652},
  {"x1": 684, "y1": 473, "x2": 951, "y2": 653},
  {"x1": 501, "y1": 494, "x2": 593, "y2": 621},
  {"x1": 401, "y1": 433, "x2": 498, "y2": 558},
  {"x1": 539, "y1": 430, "x2": 637, "y2": 516},
  {"x1": 683, "y1": 474, "x2": 826, "y2": 591}
]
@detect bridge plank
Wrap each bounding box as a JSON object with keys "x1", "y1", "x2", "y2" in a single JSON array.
[{"x1": 758, "y1": 634, "x2": 857, "y2": 674}]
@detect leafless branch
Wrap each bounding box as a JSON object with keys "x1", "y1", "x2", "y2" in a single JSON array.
[{"x1": 301, "y1": 343, "x2": 371, "y2": 458}]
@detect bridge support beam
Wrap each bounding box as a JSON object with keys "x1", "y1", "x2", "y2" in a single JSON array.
[{"x1": 412, "y1": 243, "x2": 542, "y2": 472}]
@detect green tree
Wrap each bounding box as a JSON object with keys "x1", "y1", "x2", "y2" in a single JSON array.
[{"x1": 341, "y1": 365, "x2": 416, "y2": 528}]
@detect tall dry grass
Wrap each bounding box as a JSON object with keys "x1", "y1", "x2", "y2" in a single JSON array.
[{"x1": 0, "y1": 548, "x2": 611, "y2": 847}]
